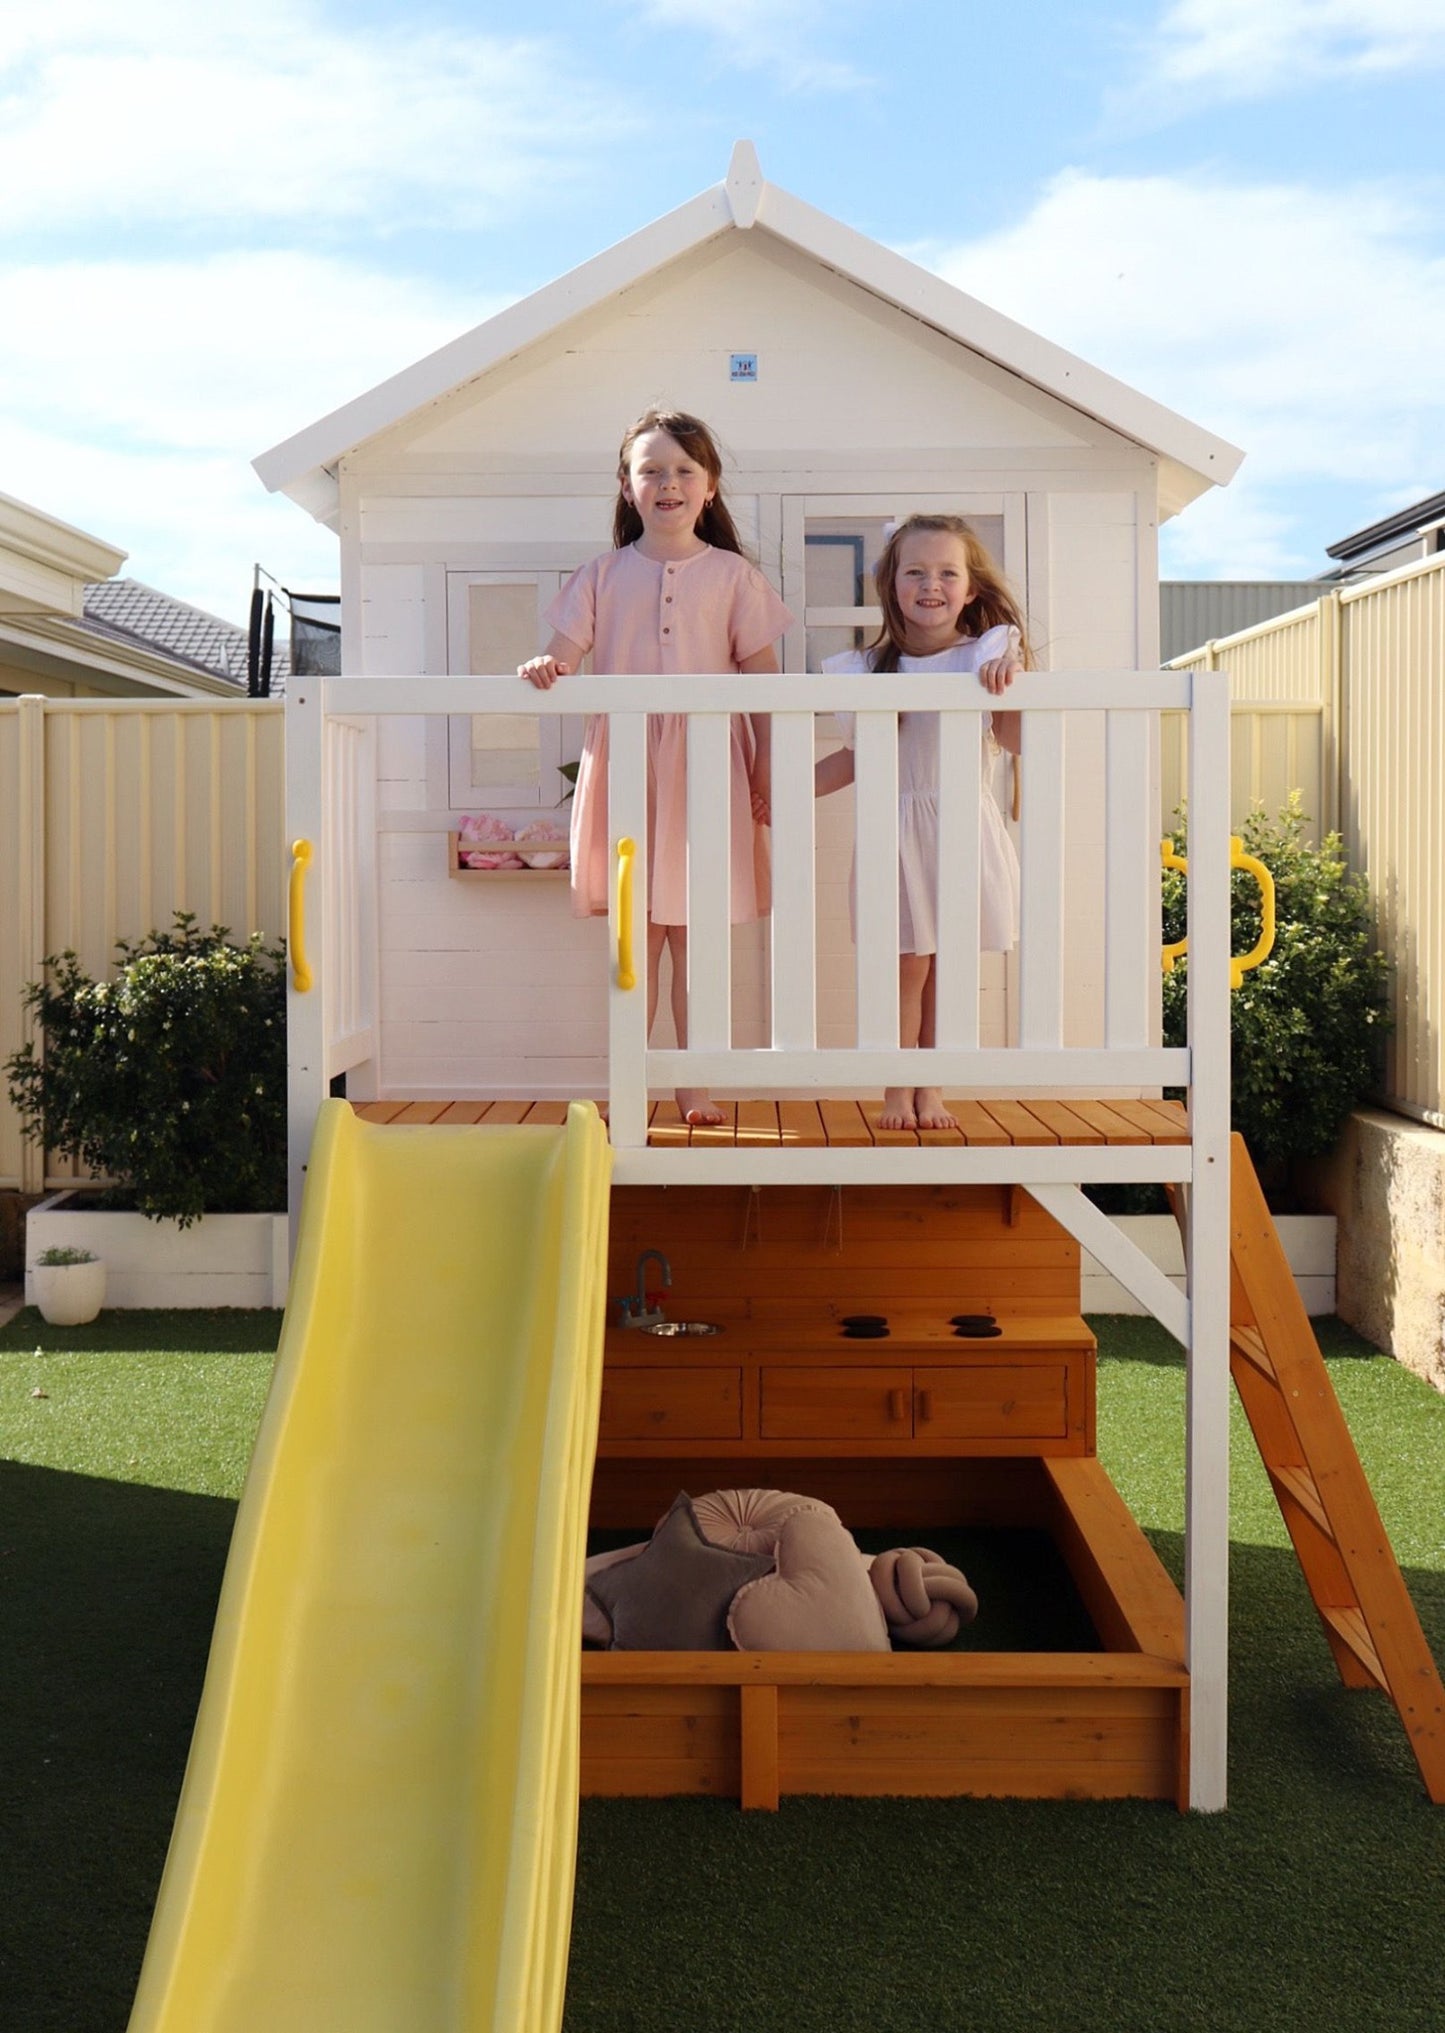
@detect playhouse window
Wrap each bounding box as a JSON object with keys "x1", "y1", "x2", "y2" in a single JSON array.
[
  {"x1": 446, "y1": 574, "x2": 581, "y2": 809},
  {"x1": 801, "y1": 511, "x2": 1007, "y2": 672}
]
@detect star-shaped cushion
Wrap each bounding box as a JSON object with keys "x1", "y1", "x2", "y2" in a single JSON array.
[{"x1": 584, "y1": 1491, "x2": 773, "y2": 1650}]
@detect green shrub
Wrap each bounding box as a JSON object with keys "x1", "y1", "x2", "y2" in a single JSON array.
[
  {"x1": 1162, "y1": 796, "x2": 1391, "y2": 1174},
  {"x1": 4, "y1": 915, "x2": 286, "y2": 1226}
]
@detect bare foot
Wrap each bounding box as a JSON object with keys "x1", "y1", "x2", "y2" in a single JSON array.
[
  {"x1": 914, "y1": 1088, "x2": 958, "y2": 1131},
  {"x1": 677, "y1": 1088, "x2": 725, "y2": 1127},
  {"x1": 879, "y1": 1087, "x2": 918, "y2": 1130}
]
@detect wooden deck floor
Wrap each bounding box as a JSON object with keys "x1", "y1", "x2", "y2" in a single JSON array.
[{"x1": 353, "y1": 1096, "x2": 1189, "y2": 1150}]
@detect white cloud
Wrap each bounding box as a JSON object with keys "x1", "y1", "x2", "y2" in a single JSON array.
[
  {"x1": 0, "y1": 4, "x2": 610, "y2": 234},
  {"x1": 0, "y1": 250, "x2": 499, "y2": 621},
  {"x1": 632, "y1": 0, "x2": 865, "y2": 90},
  {"x1": 1142, "y1": 0, "x2": 1445, "y2": 99},
  {"x1": 919, "y1": 167, "x2": 1445, "y2": 570}
]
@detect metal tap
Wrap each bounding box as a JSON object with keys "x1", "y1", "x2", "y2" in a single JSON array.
[{"x1": 617, "y1": 1249, "x2": 671, "y2": 1328}]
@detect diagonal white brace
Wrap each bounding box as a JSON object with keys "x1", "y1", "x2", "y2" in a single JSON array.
[{"x1": 1028, "y1": 1183, "x2": 1190, "y2": 1345}]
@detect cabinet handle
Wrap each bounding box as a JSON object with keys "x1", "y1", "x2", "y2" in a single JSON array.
[
  {"x1": 888, "y1": 1388, "x2": 907, "y2": 1423},
  {"x1": 917, "y1": 1388, "x2": 934, "y2": 1423}
]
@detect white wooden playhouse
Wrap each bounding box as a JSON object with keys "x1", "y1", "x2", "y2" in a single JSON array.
[
  {"x1": 245, "y1": 146, "x2": 1445, "y2": 1819},
  {"x1": 256, "y1": 140, "x2": 1241, "y2": 1109}
]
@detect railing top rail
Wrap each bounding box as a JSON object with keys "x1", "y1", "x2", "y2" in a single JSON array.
[
  {"x1": 0, "y1": 694, "x2": 282, "y2": 716},
  {"x1": 319, "y1": 670, "x2": 1205, "y2": 716}
]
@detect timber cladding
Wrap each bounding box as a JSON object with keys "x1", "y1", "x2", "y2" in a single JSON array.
[{"x1": 606, "y1": 1181, "x2": 1082, "y2": 1321}]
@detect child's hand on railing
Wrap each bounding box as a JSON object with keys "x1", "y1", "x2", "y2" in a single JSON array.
[
  {"x1": 976, "y1": 654, "x2": 1020, "y2": 696},
  {"x1": 519, "y1": 654, "x2": 571, "y2": 689}
]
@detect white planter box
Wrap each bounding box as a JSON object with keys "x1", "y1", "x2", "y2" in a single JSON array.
[
  {"x1": 25, "y1": 1194, "x2": 289, "y2": 1309},
  {"x1": 1081, "y1": 1213, "x2": 1336, "y2": 1318}
]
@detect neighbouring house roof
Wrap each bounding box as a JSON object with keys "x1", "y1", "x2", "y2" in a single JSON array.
[
  {"x1": 255, "y1": 141, "x2": 1243, "y2": 529},
  {"x1": 80, "y1": 578, "x2": 288, "y2": 692},
  {"x1": 1325, "y1": 489, "x2": 1445, "y2": 574}
]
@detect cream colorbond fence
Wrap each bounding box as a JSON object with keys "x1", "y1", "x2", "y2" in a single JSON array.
[
  {"x1": 1170, "y1": 551, "x2": 1445, "y2": 1128},
  {"x1": 0, "y1": 697, "x2": 286, "y2": 1191}
]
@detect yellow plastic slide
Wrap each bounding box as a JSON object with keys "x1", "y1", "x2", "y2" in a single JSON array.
[{"x1": 128, "y1": 1098, "x2": 612, "y2": 2033}]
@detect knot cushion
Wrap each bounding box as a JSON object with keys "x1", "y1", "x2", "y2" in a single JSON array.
[
  {"x1": 727, "y1": 1509, "x2": 889, "y2": 1653},
  {"x1": 869, "y1": 1546, "x2": 979, "y2": 1647}
]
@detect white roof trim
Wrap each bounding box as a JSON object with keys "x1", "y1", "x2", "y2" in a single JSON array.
[
  {"x1": 254, "y1": 142, "x2": 1241, "y2": 521},
  {"x1": 0, "y1": 491, "x2": 126, "y2": 616}
]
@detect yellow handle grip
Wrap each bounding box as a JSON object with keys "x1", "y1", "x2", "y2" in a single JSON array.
[
  {"x1": 1161, "y1": 836, "x2": 1277, "y2": 989},
  {"x1": 615, "y1": 836, "x2": 637, "y2": 992},
  {"x1": 289, "y1": 838, "x2": 314, "y2": 994}
]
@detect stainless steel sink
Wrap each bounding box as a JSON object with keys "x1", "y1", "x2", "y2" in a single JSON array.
[{"x1": 641, "y1": 1320, "x2": 723, "y2": 1337}]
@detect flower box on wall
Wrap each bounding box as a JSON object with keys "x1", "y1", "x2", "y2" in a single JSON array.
[
  {"x1": 1081, "y1": 1213, "x2": 1336, "y2": 1317},
  {"x1": 25, "y1": 1194, "x2": 289, "y2": 1310}
]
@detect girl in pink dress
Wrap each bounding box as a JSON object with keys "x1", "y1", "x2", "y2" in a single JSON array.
[
  {"x1": 521, "y1": 408, "x2": 793, "y2": 1125},
  {"x1": 815, "y1": 515, "x2": 1025, "y2": 1134}
]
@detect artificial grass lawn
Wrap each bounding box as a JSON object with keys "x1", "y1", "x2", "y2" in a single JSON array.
[{"x1": 2, "y1": 1309, "x2": 1443, "y2": 2033}]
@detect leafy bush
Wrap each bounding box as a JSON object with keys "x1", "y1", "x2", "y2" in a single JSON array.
[
  {"x1": 5, "y1": 915, "x2": 286, "y2": 1226},
  {"x1": 35, "y1": 1245, "x2": 98, "y2": 1267},
  {"x1": 1162, "y1": 796, "x2": 1391, "y2": 1174}
]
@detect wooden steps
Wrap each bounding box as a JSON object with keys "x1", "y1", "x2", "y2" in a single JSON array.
[
  {"x1": 353, "y1": 1096, "x2": 1190, "y2": 1150},
  {"x1": 1228, "y1": 1134, "x2": 1445, "y2": 1802}
]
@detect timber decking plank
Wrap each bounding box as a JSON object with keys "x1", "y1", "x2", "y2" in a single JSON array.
[
  {"x1": 979, "y1": 1101, "x2": 1058, "y2": 1146},
  {"x1": 737, "y1": 1100, "x2": 782, "y2": 1147},
  {"x1": 818, "y1": 1100, "x2": 874, "y2": 1146},
  {"x1": 1021, "y1": 1100, "x2": 1105, "y2": 1144},
  {"x1": 952, "y1": 1101, "x2": 1011, "y2": 1145},
  {"x1": 1065, "y1": 1100, "x2": 1151, "y2": 1144},
  {"x1": 779, "y1": 1101, "x2": 826, "y2": 1145}
]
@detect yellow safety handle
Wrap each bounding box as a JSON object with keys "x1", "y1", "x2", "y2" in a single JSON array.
[
  {"x1": 289, "y1": 838, "x2": 314, "y2": 993},
  {"x1": 615, "y1": 836, "x2": 637, "y2": 991},
  {"x1": 1161, "y1": 835, "x2": 1277, "y2": 989}
]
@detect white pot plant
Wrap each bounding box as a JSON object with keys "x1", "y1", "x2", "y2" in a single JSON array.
[
  {"x1": 31, "y1": 1244, "x2": 107, "y2": 1327},
  {"x1": 5, "y1": 915, "x2": 288, "y2": 1306}
]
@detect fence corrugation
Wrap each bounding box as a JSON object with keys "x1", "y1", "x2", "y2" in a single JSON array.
[
  {"x1": 1340, "y1": 561, "x2": 1444, "y2": 1125},
  {"x1": 1170, "y1": 554, "x2": 1445, "y2": 1126},
  {"x1": 0, "y1": 698, "x2": 286, "y2": 1191}
]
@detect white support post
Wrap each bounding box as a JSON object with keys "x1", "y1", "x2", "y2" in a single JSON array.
[
  {"x1": 1105, "y1": 711, "x2": 1153, "y2": 1049},
  {"x1": 686, "y1": 711, "x2": 733, "y2": 1053},
  {"x1": 933, "y1": 712, "x2": 982, "y2": 1049},
  {"x1": 853, "y1": 710, "x2": 899, "y2": 1051},
  {"x1": 608, "y1": 711, "x2": 650, "y2": 1149},
  {"x1": 1183, "y1": 668, "x2": 1234, "y2": 1811},
  {"x1": 768, "y1": 710, "x2": 817, "y2": 1051},
  {"x1": 1018, "y1": 710, "x2": 1065, "y2": 1047},
  {"x1": 284, "y1": 682, "x2": 326, "y2": 1262}
]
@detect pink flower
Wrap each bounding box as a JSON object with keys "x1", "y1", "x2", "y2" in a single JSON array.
[
  {"x1": 458, "y1": 814, "x2": 524, "y2": 869},
  {"x1": 514, "y1": 819, "x2": 569, "y2": 869}
]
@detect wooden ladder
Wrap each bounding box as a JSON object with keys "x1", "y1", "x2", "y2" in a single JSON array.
[{"x1": 1226, "y1": 1133, "x2": 1445, "y2": 1801}]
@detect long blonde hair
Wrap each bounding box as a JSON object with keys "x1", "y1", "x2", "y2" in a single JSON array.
[
  {"x1": 612, "y1": 408, "x2": 746, "y2": 555},
  {"x1": 868, "y1": 514, "x2": 1029, "y2": 673}
]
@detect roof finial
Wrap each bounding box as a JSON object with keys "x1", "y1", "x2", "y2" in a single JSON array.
[{"x1": 726, "y1": 140, "x2": 763, "y2": 229}]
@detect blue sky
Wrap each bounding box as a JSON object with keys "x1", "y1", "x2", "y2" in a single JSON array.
[{"x1": 3, "y1": 0, "x2": 1443, "y2": 624}]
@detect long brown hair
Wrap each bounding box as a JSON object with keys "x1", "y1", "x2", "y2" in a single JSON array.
[
  {"x1": 868, "y1": 514, "x2": 1030, "y2": 673},
  {"x1": 612, "y1": 407, "x2": 746, "y2": 555}
]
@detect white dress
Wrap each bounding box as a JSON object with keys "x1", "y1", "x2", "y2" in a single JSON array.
[{"x1": 823, "y1": 627, "x2": 1021, "y2": 955}]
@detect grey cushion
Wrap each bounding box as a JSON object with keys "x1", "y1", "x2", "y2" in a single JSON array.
[{"x1": 584, "y1": 1492, "x2": 773, "y2": 1651}]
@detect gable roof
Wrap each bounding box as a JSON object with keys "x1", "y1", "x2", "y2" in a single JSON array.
[{"x1": 255, "y1": 142, "x2": 1242, "y2": 527}]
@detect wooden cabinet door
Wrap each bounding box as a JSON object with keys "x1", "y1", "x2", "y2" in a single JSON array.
[
  {"x1": 913, "y1": 1364, "x2": 1069, "y2": 1441},
  {"x1": 599, "y1": 1367, "x2": 743, "y2": 1440},
  {"x1": 760, "y1": 1367, "x2": 914, "y2": 1441}
]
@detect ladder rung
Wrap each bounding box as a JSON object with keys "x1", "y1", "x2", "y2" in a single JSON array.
[
  {"x1": 1319, "y1": 1606, "x2": 1388, "y2": 1691},
  {"x1": 1230, "y1": 1324, "x2": 1277, "y2": 1381},
  {"x1": 1268, "y1": 1462, "x2": 1334, "y2": 1542}
]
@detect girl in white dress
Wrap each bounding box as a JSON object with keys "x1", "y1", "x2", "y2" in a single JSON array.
[{"x1": 816, "y1": 515, "x2": 1025, "y2": 1132}]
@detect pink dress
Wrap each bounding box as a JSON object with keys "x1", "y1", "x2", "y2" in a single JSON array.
[{"x1": 546, "y1": 544, "x2": 794, "y2": 924}]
